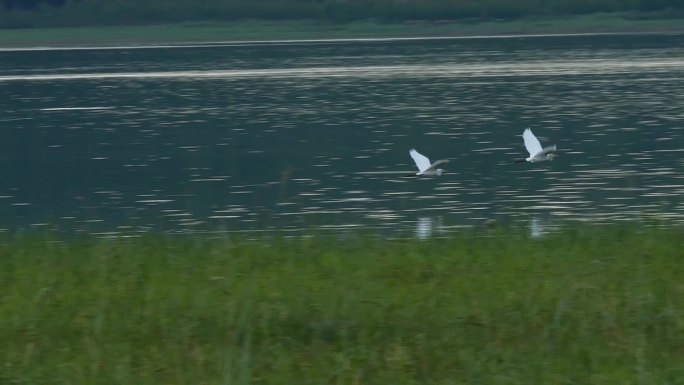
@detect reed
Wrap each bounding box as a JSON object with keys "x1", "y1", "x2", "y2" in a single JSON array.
[{"x1": 1, "y1": 223, "x2": 683, "y2": 384}]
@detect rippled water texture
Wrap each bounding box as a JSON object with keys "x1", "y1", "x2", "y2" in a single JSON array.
[{"x1": 0, "y1": 34, "x2": 682, "y2": 237}]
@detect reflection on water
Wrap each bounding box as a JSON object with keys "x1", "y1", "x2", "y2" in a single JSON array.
[
  {"x1": 1, "y1": 58, "x2": 682, "y2": 82},
  {"x1": 529, "y1": 216, "x2": 553, "y2": 239},
  {"x1": 0, "y1": 33, "x2": 682, "y2": 236},
  {"x1": 416, "y1": 216, "x2": 445, "y2": 239}
]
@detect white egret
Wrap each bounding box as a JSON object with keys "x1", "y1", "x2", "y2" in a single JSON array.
[
  {"x1": 517, "y1": 128, "x2": 557, "y2": 163},
  {"x1": 409, "y1": 149, "x2": 448, "y2": 176}
]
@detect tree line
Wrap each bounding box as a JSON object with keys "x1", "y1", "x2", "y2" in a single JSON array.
[{"x1": 1, "y1": 0, "x2": 682, "y2": 28}]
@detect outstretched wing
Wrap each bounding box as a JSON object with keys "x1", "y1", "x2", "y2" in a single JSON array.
[
  {"x1": 538, "y1": 145, "x2": 557, "y2": 156},
  {"x1": 522, "y1": 128, "x2": 543, "y2": 157},
  {"x1": 409, "y1": 149, "x2": 431, "y2": 173},
  {"x1": 426, "y1": 159, "x2": 449, "y2": 171}
]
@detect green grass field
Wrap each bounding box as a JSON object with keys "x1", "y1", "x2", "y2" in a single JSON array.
[
  {"x1": 0, "y1": 13, "x2": 682, "y2": 48},
  {"x1": 1, "y1": 224, "x2": 683, "y2": 384}
]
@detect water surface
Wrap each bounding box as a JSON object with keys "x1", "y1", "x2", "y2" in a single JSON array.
[{"x1": 0, "y1": 33, "x2": 682, "y2": 237}]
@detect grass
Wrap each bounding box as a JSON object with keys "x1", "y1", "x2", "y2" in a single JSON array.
[
  {"x1": 1, "y1": 223, "x2": 684, "y2": 384},
  {"x1": 0, "y1": 13, "x2": 682, "y2": 48}
]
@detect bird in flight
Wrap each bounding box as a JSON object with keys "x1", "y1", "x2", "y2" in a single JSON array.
[
  {"x1": 517, "y1": 128, "x2": 557, "y2": 163},
  {"x1": 409, "y1": 149, "x2": 449, "y2": 176}
]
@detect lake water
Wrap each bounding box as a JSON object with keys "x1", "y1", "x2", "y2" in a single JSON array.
[{"x1": 0, "y1": 33, "x2": 683, "y2": 238}]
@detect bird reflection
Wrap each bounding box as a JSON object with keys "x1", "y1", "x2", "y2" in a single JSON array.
[
  {"x1": 416, "y1": 216, "x2": 443, "y2": 239},
  {"x1": 529, "y1": 216, "x2": 547, "y2": 239}
]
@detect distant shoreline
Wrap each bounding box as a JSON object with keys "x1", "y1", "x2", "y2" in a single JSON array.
[
  {"x1": 1, "y1": 31, "x2": 681, "y2": 52},
  {"x1": 0, "y1": 13, "x2": 682, "y2": 49}
]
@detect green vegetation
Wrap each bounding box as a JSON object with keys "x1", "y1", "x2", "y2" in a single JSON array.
[
  {"x1": 1, "y1": 0, "x2": 683, "y2": 28},
  {"x1": 1, "y1": 0, "x2": 682, "y2": 47},
  {"x1": 2, "y1": 224, "x2": 684, "y2": 384},
  {"x1": 0, "y1": 14, "x2": 683, "y2": 47}
]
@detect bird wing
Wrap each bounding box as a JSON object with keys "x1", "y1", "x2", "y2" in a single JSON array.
[
  {"x1": 409, "y1": 149, "x2": 431, "y2": 172},
  {"x1": 538, "y1": 145, "x2": 557, "y2": 156},
  {"x1": 523, "y1": 128, "x2": 543, "y2": 157},
  {"x1": 426, "y1": 159, "x2": 449, "y2": 171}
]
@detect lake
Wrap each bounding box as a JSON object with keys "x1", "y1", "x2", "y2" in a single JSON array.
[{"x1": 0, "y1": 33, "x2": 683, "y2": 237}]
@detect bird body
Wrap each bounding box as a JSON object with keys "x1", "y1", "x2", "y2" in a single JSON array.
[
  {"x1": 521, "y1": 128, "x2": 556, "y2": 163},
  {"x1": 409, "y1": 149, "x2": 448, "y2": 176}
]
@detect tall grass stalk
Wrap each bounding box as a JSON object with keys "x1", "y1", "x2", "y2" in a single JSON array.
[{"x1": 1, "y1": 224, "x2": 683, "y2": 384}]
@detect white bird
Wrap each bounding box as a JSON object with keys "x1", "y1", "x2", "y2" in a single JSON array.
[
  {"x1": 518, "y1": 128, "x2": 557, "y2": 163},
  {"x1": 409, "y1": 149, "x2": 448, "y2": 176}
]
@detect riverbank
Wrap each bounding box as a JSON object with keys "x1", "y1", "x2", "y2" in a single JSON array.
[
  {"x1": 1, "y1": 224, "x2": 683, "y2": 383},
  {"x1": 0, "y1": 13, "x2": 682, "y2": 48}
]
